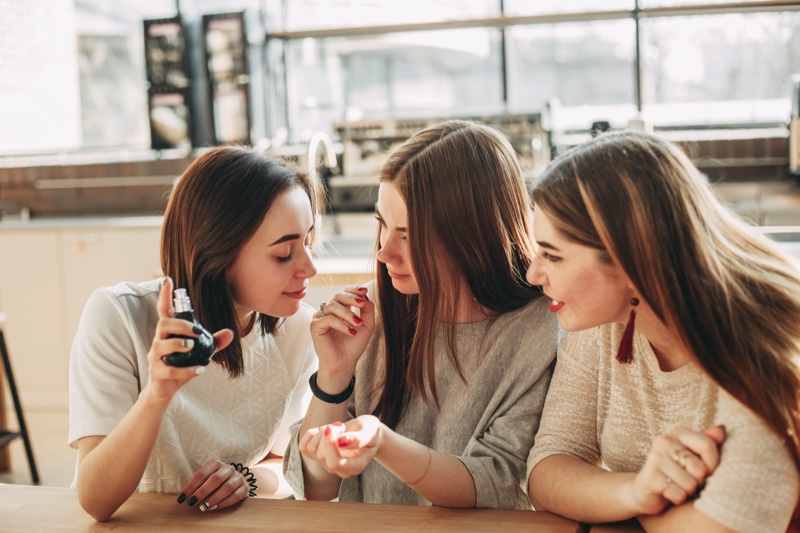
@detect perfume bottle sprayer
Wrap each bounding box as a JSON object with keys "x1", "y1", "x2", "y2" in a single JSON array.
[{"x1": 163, "y1": 288, "x2": 216, "y2": 367}]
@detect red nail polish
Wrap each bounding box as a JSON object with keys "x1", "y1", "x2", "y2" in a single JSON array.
[
  {"x1": 324, "y1": 425, "x2": 331, "y2": 437},
  {"x1": 332, "y1": 421, "x2": 344, "y2": 427},
  {"x1": 338, "y1": 436, "x2": 352, "y2": 447},
  {"x1": 355, "y1": 297, "x2": 365, "y2": 304},
  {"x1": 352, "y1": 315, "x2": 363, "y2": 324},
  {"x1": 349, "y1": 328, "x2": 357, "y2": 335},
  {"x1": 357, "y1": 286, "x2": 367, "y2": 292}
]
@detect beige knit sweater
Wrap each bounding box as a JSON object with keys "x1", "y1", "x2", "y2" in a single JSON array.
[{"x1": 528, "y1": 325, "x2": 799, "y2": 533}]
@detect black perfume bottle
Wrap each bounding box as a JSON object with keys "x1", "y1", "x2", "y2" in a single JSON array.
[{"x1": 163, "y1": 288, "x2": 216, "y2": 367}]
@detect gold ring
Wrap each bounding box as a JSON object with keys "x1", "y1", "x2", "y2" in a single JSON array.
[
  {"x1": 672, "y1": 450, "x2": 689, "y2": 468},
  {"x1": 319, "y1": 302, "x2": 327, "y2": 316}
]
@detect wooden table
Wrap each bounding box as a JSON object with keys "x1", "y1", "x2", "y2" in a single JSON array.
[{"x1": 0, "y1": 484, "x2": 584, "y2": 532}]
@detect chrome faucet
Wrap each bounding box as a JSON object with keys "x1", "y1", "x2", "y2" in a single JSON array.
[{"x1": 306, "y1": 132, "x2": 338, "y2": 176}]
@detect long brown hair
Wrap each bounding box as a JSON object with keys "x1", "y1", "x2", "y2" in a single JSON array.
[
  {"x1": 161, "y1": 146, "x2": 321, "y2": 378},
  {"x1": 374, "y1": 120, "x2": 542, "y2": 428},
  {"x1": 532, "y1": 130, "x2": 800, "y2": 469}
]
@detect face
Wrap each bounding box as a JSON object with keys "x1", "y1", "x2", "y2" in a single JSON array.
[
  {"x1": 227, "y1": 186, "x2": 318, "y2": 322},
  {"x1": 375, "y1": 182, "x2": 420, "y2": 295},
  {"x1": 525, "y1": 207, "x2": 632, "y2": 332}
]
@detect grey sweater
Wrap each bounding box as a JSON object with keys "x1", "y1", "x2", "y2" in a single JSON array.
[{"x1": 284, "y1": 296, "x2": 560, "y2": 509}]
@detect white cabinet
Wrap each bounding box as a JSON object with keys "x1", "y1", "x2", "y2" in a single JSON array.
[
  {"x1": 0, "y1": 223, "x2": 162, "y2": 409},
  {"x1": 0, "y1": 230, "x2": 67, "y2": 409}
]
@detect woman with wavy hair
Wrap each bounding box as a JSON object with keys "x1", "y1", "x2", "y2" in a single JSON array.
[
  {"x1": 526, "y1": 130, "x2": 800, "y2": 532},
  {"x1": 70, "y1": 146, "x2": 320, "y2": 521},
  {"x1": 283, "y1": 120, "x2": 559, "y2": 508}
]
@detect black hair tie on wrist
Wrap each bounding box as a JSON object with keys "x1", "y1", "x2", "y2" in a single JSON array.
[
  {"x1": 309, "y1": 371, "x2": 355, "y2": 404},
  {"x1": 230, "y1": 462, "x2": 258, "y2": 497}
]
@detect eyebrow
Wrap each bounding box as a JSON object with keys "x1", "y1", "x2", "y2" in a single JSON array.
[
  {"x1": 536, "y1": 240, "x2": 561, "y2": 252},
  {"x1": 374, "y1": 207, "x2": 406, "y2": 232},
  {"x1": 269, "y1": 225, "x2": 314, "y2": 246}
]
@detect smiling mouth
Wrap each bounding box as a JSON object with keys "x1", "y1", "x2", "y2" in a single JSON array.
[{"x1": 544, "y1": 293, "x2": 565, "y2": 312}]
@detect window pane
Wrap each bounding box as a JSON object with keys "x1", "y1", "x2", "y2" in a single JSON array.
[
  {"x1": 284, "y1": 0, "x2": 498, "y2": 32},
  {"x1": 505, "y1": 0, "x2": 633, "y2": 16},
  {"x1": 285, "y1": 28, "x2": 503, "y2": 140},
  {"x1": 641, "y1": 12, "x2": 800, "y2": 125},
  {"x1": 507, "y1": 20, "x2": 636, "y2": 130}
]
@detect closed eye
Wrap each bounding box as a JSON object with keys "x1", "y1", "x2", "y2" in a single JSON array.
[{"x1": 542, "y1": 251, "x2": 561, "y2": 263}]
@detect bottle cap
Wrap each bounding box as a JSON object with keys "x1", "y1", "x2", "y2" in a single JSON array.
[{"x1": 173, "y1": 288, "x2": 193, "y2": 312}]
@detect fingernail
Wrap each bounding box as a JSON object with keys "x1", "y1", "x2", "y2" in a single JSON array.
[
  {"x1": 357, "y1": 286, "x2": 367, "y2": 292},
  {"x1": 188, "y1": 496, "x2": 197, "y2": 506},
  {"x1": 324, "y1": 425, "x2": 331, "y2": 437},
  {"x1": 192, "y1": 325, "x2": 203, "y2": 334},
  {"x1": 177, "y1": 493, "x2": 187, "y2": 503},
  {"x1": 332, "y1": 421, "x2": 344, "y2": 427},
  {"x1": 338, "y1": 436, "x2": 352, "y2": 447},
  {"x1": 352, "y1": 315, "x2": 363, "y2": 324},
  {"x1": 349, "y1": 328, "x2": 357, "y2": 335},
  {"x1": 194, "y1": 366, "x2": 206, "y2": 375},
  {"x1": 200, "y1": 502, "x2": 210, "y2": 512},
  {"x1": 209, "y1": 505, "x2": 218, "y2": 511},
  {"x1": 355, "y1": 297, "x2": 365, "y2": 304}
]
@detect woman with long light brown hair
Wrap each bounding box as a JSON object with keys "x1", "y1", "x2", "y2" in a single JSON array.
[
  {"x1": 526, "y1": 130, "x2": 800, "y2": 532},
  {"x1": 283, "y1": 120, "x2": 559, "y2": 508}
]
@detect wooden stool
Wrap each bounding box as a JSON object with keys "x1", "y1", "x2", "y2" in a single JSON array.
[{"x1": 0, "y1": 312, "x2": 39, "y2": 484}]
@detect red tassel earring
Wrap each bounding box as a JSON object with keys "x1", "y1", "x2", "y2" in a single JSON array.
[{"x1": 616, "y1": 297, "x2": 639, "y2": 364}]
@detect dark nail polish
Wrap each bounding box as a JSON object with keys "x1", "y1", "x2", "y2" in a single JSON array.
[
  {"x1": 352, "y1": 315, "x2": 363, "y2": 324},
  {"x1": 188, "y1": 496, "x2": 198, "y2": 506},
  {"x1": 349, "y1": 328, "x2": 357, "y2": 335},
  {"x1": 177, "y1": 493, "x2": 187, "y2": 503},
  {"x1": 192, "y1": 325, "x2": 203, "y2": 334}
]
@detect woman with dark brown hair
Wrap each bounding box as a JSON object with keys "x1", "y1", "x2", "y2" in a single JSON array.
[
  {"x1": 69, "y1": 146, "x2": 320, "y2": 521},
  {"x1": 283, "y1": 120, "x2": 559, "y2": 508}
]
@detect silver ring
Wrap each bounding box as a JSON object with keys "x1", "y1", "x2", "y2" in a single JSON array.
[
  {"x1": 200, "y1": 501, "x2": 210, "y2": 511},
  {"x1": 181, "y1": 338, "x2": 193, "y2": 348},
  {"x1": 319, "y1": 302, "x2": 327, "y2": 316}
]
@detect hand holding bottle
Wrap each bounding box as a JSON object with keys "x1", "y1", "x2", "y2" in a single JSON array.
[{"x1": 143, "y1": 277, "x2": 234, "y2": 408}]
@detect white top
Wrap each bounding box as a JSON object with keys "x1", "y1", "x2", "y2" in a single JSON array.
[
  {"x1": 528, "y1": 325, "x2": 800, "y2": 533},
  {"x1": 68, "y1": 278, "x2": 317, "y2": 493}
]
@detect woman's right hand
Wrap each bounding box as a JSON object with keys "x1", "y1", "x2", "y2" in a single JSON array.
[
  {"x1": 627, "y1": 425, "x2": 726, "y2": 516},
  {"x1": 310, "y1": 285, "x2": 375, "y2": 390},
  {"x1": 142, "y1": 277, "x2": 234, "y2": 408}
]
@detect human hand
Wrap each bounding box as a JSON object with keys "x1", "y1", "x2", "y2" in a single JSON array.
[
  {"x1": 311, "y1": 285, "x2": 375, "y2": 393},
  {"x1": 177, "y1": 459, "x2": 253, "y2": 512},
  {"x1": 628, "y1": 426, "x2": 726, "y2": 515},
  {"x1": 143, "y1": 277, "x2": 233, "y2": 407},
  {"x1": 298, "y1": 414, "x2": 384, "y2": 479}
]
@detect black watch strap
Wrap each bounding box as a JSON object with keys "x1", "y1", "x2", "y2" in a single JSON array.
[{"x1": 309, "y1": 371, "x2": 355, "y2": 404}]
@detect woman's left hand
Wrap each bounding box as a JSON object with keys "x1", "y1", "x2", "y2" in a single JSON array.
[
  {"x1": 298, "y1": 415, "x2": 385, "y2": 479},
  {"x1": 629, "y1": 426, "x2": 725, "y2": 515},
  {"x1": 177, "y1": 459, "x2": 251, "y2": 512}
]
